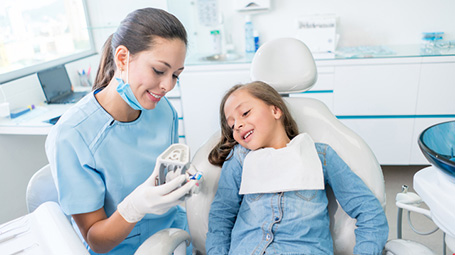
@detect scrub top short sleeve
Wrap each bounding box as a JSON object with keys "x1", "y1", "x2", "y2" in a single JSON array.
[{"x1": 49, "y1": 126, "x2": 105, "y2": 214}]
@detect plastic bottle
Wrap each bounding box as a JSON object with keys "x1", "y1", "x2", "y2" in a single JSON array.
[
  {"x1": 245, "y1": 16, "x2": 255, "y2": 55},
  {"x1": 210, "y1": 30, "x2": 222, "y2": 55},
  {"x1": 253, "y1": 30, "x2": 260, "y2": 52}
]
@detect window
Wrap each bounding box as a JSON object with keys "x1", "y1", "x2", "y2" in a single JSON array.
[{"x1": 0, "y1": 0, "x2": 95, "y2": 83}]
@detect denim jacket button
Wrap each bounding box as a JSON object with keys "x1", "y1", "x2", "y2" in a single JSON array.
[{"x1": 266, "y1": 233, "x2": 272, "y2": 241}]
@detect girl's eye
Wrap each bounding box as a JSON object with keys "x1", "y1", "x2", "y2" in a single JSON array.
[
  {"x1": 173, "y1": 74, "x2": 179, "y2": 80},
  {"x1": 242, "y1": 110, "x2": 250, "y2": 117},
  {"x1": 153, "y1": 68, "x2": 164, "y2": 75}
]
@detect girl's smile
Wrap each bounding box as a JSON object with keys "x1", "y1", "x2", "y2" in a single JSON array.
[{"x1": 223, "y1": 89, "x2": 290, "y2": 150}]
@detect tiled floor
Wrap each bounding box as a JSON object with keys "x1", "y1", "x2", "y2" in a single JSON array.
[{"x1": 383, "y1": 165, "x2": 448, "y2": 254}]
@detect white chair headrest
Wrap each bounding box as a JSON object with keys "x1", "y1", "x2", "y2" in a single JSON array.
[{"x1": 250, "y1": 38, "x2": 318, "y2": 94}]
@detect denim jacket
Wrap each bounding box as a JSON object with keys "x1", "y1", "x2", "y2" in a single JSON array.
[{"x1": 206, "y1": 143, "x2": 388, "y2": 255}]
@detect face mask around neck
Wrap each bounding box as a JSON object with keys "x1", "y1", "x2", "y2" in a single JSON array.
[{"x1": 116, "y1": 51, "x2": 145, "y2": 110}]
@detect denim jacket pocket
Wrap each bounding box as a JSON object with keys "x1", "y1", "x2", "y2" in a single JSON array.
[{"x1": 295, "y1": 190, "x2": 318, "y2": 201}]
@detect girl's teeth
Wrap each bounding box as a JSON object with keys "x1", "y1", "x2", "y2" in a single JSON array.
[{"x1": 244, "y1": 130, "x2": 253, "y2": 139}]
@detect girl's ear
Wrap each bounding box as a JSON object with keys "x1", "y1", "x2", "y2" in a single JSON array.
[
  {"x1": 271, "y1": 105, "x2": 283, "y2": 120},
  {"x1": 114, "y1": 45, "x2": 129, "y2": 72}
]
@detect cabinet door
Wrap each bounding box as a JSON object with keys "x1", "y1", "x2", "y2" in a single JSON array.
[
  {"x1": 340, "y1": 118, "x2": 415, "y2": 165},
  {"x1": 179, "y1": 67, "x2": 251, "y2": 155},
  {"x1": 333, "y1": 63, "x2": 421, "y2": 116},
  {"x1": 416, "y1": 62, "x2": 455, "y2": 115}
]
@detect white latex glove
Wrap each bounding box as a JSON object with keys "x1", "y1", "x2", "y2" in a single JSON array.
[{"x1": 118, "y1": 173, "x2": 196, "y2": 223}]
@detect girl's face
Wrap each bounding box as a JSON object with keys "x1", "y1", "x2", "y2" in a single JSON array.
[
  {"x1": 127, "y1": 37, "x2": 186, "y2": 110},
  {"x1": 224, "y1": 89, "x2": 290, "y2": 151}
]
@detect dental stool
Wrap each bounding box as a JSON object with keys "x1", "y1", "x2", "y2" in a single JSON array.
[
  {"x1": 138, "y1": 38, "x2": 432, "y2": 254},
  {"x1": 391, "y1": 120, "x2": 455, "y2": 255}
]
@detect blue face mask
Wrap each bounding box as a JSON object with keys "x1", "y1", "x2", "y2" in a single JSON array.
[{"x1": 116, "y1": 51, "x2": 145, "y2": 110}]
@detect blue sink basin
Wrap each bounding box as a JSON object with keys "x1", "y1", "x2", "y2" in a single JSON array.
[{"x1": 418, "y1": 120, "x2": 455, "y2": 176}]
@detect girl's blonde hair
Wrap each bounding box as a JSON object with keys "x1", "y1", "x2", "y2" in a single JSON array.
[{"x1": 208, "y1": 81, "x2": 299, "y2": 167}]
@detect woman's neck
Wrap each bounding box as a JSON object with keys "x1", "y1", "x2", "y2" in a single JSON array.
[{"x1": 95, "y1": 79, "x2": 140, "y2": 122}]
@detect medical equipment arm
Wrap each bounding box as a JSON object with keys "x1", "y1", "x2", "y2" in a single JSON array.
[
  {"x1": 206, "y1": 148, "x2": 244, "y2": 254},
  {"x1": 323, "y1": 145, "x2": 389, "y2": 254}
]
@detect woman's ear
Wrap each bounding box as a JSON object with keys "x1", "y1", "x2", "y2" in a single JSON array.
[{"x1": 114, "y1": 45, "x2": 129, "y2": 72}]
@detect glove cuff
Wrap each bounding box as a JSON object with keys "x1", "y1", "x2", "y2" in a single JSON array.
[{"x1": 117, "y1": 199, "x2": 144, "y2": 223}]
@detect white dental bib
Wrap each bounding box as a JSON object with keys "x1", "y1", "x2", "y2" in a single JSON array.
[{"x1": 239, "y1": 133, "x2": 324, "y2": 194}]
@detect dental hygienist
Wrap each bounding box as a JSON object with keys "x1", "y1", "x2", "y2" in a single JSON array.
[{"x1": 45, "y1": 8, "x2": 196, "y2": 254}]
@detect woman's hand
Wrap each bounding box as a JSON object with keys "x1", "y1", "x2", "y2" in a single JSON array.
[
  {"x1": 118, "y1": 174, "x2": 196, "y2": 223},
  {"x1": 72, "y1": 174, "x2": 196, "y2": 253}
]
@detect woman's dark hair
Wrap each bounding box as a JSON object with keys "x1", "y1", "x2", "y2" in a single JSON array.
[
  {"x1": 208, "y1": 81, "x2": 299, "y2": 167},
  {"x1": 93, "y1": 8, "x2": 187, "y2": 91}
]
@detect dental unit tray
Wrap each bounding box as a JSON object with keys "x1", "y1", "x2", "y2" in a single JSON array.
[{"x1": 155, "y1": 144, "x2": 191, "y2": 186}]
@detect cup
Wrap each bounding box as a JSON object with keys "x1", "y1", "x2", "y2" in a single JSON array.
[{"x1": 78, "y1": 73, "x2": 92, "y2": 87}]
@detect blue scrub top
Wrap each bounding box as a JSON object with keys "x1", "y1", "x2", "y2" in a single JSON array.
[{"x1": 45, "y1": 91, "x2": 186, "y2": 254}]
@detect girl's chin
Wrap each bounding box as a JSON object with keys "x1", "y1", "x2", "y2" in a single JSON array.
[{"x1": 242, "y1": 143, "x2": 259, "y2": 151}]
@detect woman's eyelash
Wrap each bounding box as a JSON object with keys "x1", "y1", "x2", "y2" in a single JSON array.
[{"x1": 154, "y1": 68, "x2": 179, "y2": 79}]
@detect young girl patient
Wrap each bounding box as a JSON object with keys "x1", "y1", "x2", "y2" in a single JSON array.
[{"x1": 205, "y1": 81, "x2": 388, "y2": 255}]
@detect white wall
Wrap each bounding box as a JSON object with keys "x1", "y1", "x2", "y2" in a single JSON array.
[
  {"x1": 172, "y1": 0, "x2": 455, "y2": 57},
  {"x1": 251, "y1": 0, "x2": 455, "y2": 47},
  {"x1": 85, "y1": 0, "x2": 168, "y2": 53}
]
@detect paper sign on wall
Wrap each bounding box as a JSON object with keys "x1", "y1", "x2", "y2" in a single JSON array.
[{"x1": 295, "y1": 14, "x2": 338, "y2": 53}]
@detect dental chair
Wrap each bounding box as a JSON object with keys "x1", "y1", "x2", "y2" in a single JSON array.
[
  {"x1": 0, "y1": 165, "x2": 90, "y2": 254},
  {"x1": 26, "y1": 164, "x2": 59, "y2": 213},
  {"x1": 138, "y1": 38, "x2": 431, "y2": 254}
]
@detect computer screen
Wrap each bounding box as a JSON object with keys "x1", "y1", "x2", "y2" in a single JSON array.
[{"x1": 37, "y1": 65, "x2": 72, "y2": 102}]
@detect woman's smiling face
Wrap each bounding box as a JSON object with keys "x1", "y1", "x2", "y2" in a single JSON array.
[{"x1": 127, "y1": 37, "x2": 186, "y2": 110}]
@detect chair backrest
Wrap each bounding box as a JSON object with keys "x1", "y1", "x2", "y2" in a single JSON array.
[
  {"x1": 26, "y1": 164, "x2": 59, "y2": 213},
  {"x1": 185, "y1": 38, "x2": 385, "y2": 255}
]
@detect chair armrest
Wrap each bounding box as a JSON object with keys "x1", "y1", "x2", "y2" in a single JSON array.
[
  {"x1": 134, "y1": 228, "x2": 190, "y2": 255},
  {"x1": 384, "y1": 239, "x2": 435, "y2": 255}
]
